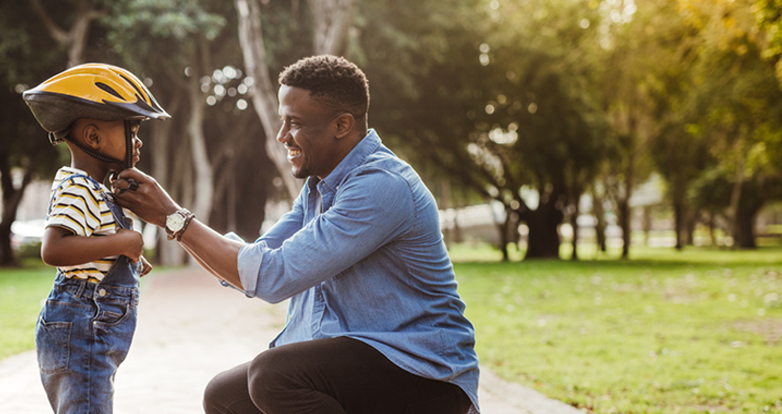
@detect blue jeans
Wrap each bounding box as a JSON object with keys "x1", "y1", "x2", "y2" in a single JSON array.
[{"x1": 36, "y1": 175, "x2": 141, "y2": 413}]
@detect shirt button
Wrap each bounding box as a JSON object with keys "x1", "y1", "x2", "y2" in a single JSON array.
[{"x1": 98, "y1": 289, "x2": 107, "y2": 297}]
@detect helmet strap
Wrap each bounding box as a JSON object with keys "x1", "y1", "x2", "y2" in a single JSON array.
[
  {"x1": 124, "y1": 119, "x2": 134, "y2": 169},
  {"x1": 64, "y1": 127, "x2": 129, "y2": 171}
]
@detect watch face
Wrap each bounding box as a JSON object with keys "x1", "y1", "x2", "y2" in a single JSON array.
[{"x1": 167, "y1": 213, "x2": 186, "y2": 232}]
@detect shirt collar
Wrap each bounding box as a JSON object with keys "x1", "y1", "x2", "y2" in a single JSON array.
[
  {"x1": 60, "y1": 166, "x2": 90, "y2": 176},
  {"x1": 312, "y1": 129, "x2": 381, "y2": 194}
]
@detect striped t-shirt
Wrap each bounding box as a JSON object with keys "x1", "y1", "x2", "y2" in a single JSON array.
[{"x1": 45, "y1": 167, "x2": 118, "y2": 281}]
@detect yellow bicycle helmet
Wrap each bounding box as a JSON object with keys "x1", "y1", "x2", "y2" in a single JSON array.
[{"x1": 22, "y1": 63, "x2": 170, "y2": 170}]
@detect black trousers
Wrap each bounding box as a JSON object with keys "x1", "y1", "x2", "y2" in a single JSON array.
[{"x1": 203, "y1": 336, "x2": 472, "y2": 414}]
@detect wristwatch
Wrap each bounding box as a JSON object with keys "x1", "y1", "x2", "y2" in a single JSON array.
[{"x1": 165, "y1": 209, "x2": 195, "y2": 241}]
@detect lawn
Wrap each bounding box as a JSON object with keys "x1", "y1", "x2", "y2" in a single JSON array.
[
  {"x1": 0, "y1": 260, "x2": 53, "y2": 360},
  {"x1": 2, "y1": 245, "x2": 781, "y2": 413},
  {"x1": 453, "y1": 244, "x2": 782, "y2": 413}
]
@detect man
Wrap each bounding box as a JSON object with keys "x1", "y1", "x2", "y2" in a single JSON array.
[{"x1": 113, "y1": 55, "x2": 480, "y2": 414}]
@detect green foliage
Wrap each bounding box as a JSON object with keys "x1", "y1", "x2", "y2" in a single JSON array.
[
  {"x1": 111, "y1": 0, "x2": 225, "y2": 41},
  {"x1": 359, "y1": 0, "x2": 610, "y2": 258},
  {"x1": 753, "y1": 0, "x2": 782, "y2": 84},
  {"x1": 455, "y1": 246, "x2": 782, "y2": 414},
  {"x1": 105, "y1": 0, "x2": 227, "y2": 74}
]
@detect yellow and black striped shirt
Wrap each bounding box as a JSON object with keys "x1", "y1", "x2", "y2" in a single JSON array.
[{"x1": 45, "y1": 167, "x2": 118, "y2": 281}]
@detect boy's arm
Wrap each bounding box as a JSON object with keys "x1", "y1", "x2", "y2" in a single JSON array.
[{"x1": 41, "y1": 226, "x2": 144, "y2": 266}]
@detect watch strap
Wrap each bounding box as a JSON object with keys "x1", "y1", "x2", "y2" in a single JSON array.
[
  {"x1": 176, "y1": 212, "x2": 196, "y2": 242},
  {"x1": 166, "y1": 209, "x2": 195, "y2": 241}
]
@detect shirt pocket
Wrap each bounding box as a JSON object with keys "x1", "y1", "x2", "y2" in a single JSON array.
[{"x1": 35, "y1": 317, "x2": 72, "y2": 374}]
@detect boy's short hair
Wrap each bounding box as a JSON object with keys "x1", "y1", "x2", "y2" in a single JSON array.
[{"x1": 278, "y1": 55, "x2": 369, "y2": 121}]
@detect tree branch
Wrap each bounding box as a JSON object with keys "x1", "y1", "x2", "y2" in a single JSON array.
[{"x1": 29, "y1": 0, "x2": 69, "y2": 44}]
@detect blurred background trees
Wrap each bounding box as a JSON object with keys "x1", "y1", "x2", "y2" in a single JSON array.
[{"x1": 1, "y1": 0, "x2": 781, "y2": 266}]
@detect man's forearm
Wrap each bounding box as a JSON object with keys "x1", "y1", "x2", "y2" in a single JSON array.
[
  {"x1": 176, "y1": 219, "x2": 245, "y2": 289},
  {"x1": 180, "y1": 243, "x2": 239, "y2": 288}
]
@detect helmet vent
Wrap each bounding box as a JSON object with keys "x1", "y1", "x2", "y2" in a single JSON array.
[
  {"x1": 119, "y1": 73, "x2": 148, "y2": 103},
  {"x1": 95, "y1": 82, "x2": 127, "y2": 101}
]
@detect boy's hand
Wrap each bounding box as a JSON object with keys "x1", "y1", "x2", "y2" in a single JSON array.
[
  {"x1": 140, "y1": 256, "x2": 153, "y2": 276},
  {"x1": 115, "y1": 228, "x2": 144, "y2": 263}
]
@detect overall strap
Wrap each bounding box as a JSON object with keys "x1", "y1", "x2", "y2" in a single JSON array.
[{"x1": 46, "y1": 173, "x2": 129, "y2": 228}]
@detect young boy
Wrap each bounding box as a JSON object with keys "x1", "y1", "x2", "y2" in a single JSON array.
[{"x1": 22, "y1": 63, "x2": 170, "y2": 413}]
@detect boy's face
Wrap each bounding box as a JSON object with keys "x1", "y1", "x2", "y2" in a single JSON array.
[
  {"x1": 74, "y1": 118, "x2": 143, "y2": 167},
  {"x1": 102, "y1": 120, "x2": 143, "y2": 167}
]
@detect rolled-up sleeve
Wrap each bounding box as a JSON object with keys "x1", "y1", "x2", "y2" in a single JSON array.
[
  {"x1": 235, "y1": 190, "x2": 306, "y2": 298},
  {"x1": 238, "y1": 168, "x2": 414, "y2": 303}
]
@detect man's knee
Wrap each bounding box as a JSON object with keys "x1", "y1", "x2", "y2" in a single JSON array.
[
  {"x1": 203, "y1": 362, "x2": 252, "y2": 414},
  {"x1": 247, "y1": 349, "x2": 288, "y2": 410},
  {"x1": 203, "y1": 369, "x2": 232, "y2": 413}
]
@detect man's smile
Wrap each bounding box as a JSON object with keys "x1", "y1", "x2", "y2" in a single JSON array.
[{"x1": 287, "y1": 146, "x2": 302, "y2": 161}]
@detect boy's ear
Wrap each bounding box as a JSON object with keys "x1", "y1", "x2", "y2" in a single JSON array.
[
  {"x1": 334, "y1": 113, "x2": 355, "y2": 139},
  {"x1": 81, "y1": 124, "x2": 101, "y2": 149}
]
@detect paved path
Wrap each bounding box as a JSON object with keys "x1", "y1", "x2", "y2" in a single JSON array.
[{"x1": 0, "y1": 268, "x2": 581, "y2": 413}]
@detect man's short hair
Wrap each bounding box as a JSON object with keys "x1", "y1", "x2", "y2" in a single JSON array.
[{"x1": 278, "y1": 55, "x2": 370, "y2": 121}]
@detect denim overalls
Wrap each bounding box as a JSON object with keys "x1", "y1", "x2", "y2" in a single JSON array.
[{"x1": 36, "y1": 174, "x2": 142, "y2": 414}]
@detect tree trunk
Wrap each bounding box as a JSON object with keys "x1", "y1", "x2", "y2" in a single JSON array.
[
  {"x1": 733, "y1": 199, "x2": 763, "y2": 249},
  {"x1": 673, "y1": 200, "x2": 684, "y2": 250},
  {"x1": 186, "y1": 63, "x2": 214, "y2": 224},
  {"x1": 617, "y1": 198, "x2": 631, "y2": 259},
  {"x1": 568, "y1": 185, "x2": 582, "y2": 261},
  {"x1": 685, "y1": 210, "x2": 696, "y2": 246},
  {"x1": 0, "y1": 155, "x2": 37, "y2": 267},
  {"x1": 309, "y1": 0, "x2": 357, "y2": 56},
  {"x1": 147, "y1": 88, "x2": 186, "y2": 266},
  {"x1": 235, "y1": 0, "x2": 302, "y2": 201},
  {"x1": 524, "y1": 188, "x2": 565, "y2": 259},
  {"x1": 495, "y1": 219, "x2": 510, "y2": 262},
  {"x1": 29, "y1": 0, "x2": 104, "y2": 66},
  {"x1": 726, "y1": 128, "x2": 747, "y2": 247},
  {"x1": 642, "y1": 206, "x2": 652, "y2": 246},
  {"x1": 155, "y1": 120, "x2": 191, "y2": 267},
  {"x1": 570, "y1": 207, "x2": 579, "y2": 261},
  {"x1": 591, "y1": 188, "x2": 607, "y2": 252},
  {"x1": 524, "y1": 210, "x2": 562, "y2": 259},
  {"x1": 440, "y1": 178, "x2": 452, "y2": 249},
  {"x1": 708, "y1": 211, "x2": 717, "y2": 246}
]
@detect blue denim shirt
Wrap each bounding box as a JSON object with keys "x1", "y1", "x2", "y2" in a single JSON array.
[{"x1": 236, "y1": 129, "x2": 480, "y2": 412}]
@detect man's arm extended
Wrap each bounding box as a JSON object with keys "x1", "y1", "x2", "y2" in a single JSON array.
[
  {"x1": 111, "y1": 168, "x2": 244, "y2": 289},
  {"x1": 178, "y1": 220, "x2": 244, "y2": 289}
]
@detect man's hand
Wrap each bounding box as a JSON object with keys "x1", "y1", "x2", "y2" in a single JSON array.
[{"x1": 112, "y1": 169, "x2": 180, "y2": 228}]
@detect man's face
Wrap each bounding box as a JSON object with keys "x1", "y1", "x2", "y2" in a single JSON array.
[{"x1": 276, "y1": 85, "x2": 341, "y2": 180}]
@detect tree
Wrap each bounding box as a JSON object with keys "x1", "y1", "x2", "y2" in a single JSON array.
[
  {"x1": 0, "y1": 2, "x2": 65, "y2": 266},
  {"x1": 678, "y1": 0, "x2": 782, "y2": 248},
  {"x1": 234, "y1": 0, "x2": 357, "y2": 201},
  {"x1": 105, "y1": 0, "x2": 233, "y2": 264},
  {"x1": 359, "y1": 0, "x2": 608, "y2": 260},
  {"x1": 29, "y1": 0, "x2": 107, "y2": 66},
  {"x1": 310, "y1": 0, "x2": 357, "y2": 56}
]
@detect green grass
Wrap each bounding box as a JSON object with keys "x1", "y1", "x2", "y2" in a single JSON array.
[
  {"x1": 3, "y1": 247, "x2": 782, "y2": 413},
  {"x1": 453, "y1": 245, "x2": 782, "y2": 414},
  {"x1": 0, "y1": 260, "x2": 53, "y2": 360}
]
